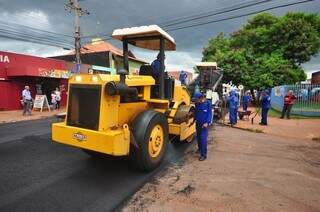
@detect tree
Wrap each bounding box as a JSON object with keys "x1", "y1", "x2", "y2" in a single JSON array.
[
  {"x1": 202, "y1": 12, "x2": 320, "y2": 93},
  {"x1": 271, "y1": 13, "x2": 320, "y2": 65},
  {"x1": 202, "y1": 32, "x2": 230, "y2": 62}
]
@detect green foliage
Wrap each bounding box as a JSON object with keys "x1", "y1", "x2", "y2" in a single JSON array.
[
  {"x1": 193, "y1": 66, "x2": 199, "y2": 74},
  {"x1": 271, "y1": 13, "x2": 320, "y2": 64},
  {"x1": 202, "y1": 12, "x2": 320, "y2": 90},
  {"x1": 202, "y1": 32, "x2": 230, "y2": 62}
]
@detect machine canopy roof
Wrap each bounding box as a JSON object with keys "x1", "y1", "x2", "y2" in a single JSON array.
[
  {"x1": 112, "y1": 25, "x2": 176, "y2": 51},
  {"x1": 196, "y1": 62, "x2": 218, "y2": 69}
]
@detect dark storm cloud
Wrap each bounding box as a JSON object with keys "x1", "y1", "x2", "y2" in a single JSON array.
[{"x1": 0, "y1": 0, "x2": 319, "y2": 72}]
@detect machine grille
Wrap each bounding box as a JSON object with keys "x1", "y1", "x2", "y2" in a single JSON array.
[{"x1": 67, "y1": 84, "x2": 101, "y2": 130}]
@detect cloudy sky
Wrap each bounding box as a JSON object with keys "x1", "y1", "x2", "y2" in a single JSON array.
[{"x1": 0, "y1": 0, "x2": 319, "y2": 78}]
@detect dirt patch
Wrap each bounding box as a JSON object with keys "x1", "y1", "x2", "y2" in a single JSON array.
[
  {"x1": 233, "y1": 109, "x2": 320, "y2": 141},
  {"x1": 176, "y1": 184, "x2": 195, "y2": 196},
  {"x1": 288, "y1": 144, "x2": 320, "y2": 168},
  {"x1": 312, "y1": 137, "x2": 320, "y2": 142},
  {"x1": 122, "y1": 125, "x2": 320, "y2": 212}
]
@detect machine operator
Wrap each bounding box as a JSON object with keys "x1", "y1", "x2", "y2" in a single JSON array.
[{"x1": 151, "y1": 53, "x2": 165, "y2": 82}]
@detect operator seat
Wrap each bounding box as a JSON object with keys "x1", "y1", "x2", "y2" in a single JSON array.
[
  {"x1": 139, "y1": 65, "x2": 153, "y2": 76},
  {"x1": 139, "y1": 64, "x2": 160, "y2": 98}
]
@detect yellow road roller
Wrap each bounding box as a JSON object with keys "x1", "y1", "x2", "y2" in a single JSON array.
[{"x1": 52, "y1": 25, "x2": 196, "y2": 171}]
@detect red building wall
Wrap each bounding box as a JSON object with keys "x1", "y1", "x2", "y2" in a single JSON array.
[
  {"x1": 0, "y1": 51, "x2": 66, "y2": 78},
  {"x1": 0, "y1": 81, "x2": 25, "y2": 110},
  {"x1": 0, "y1": 51, "x2": 72, "y2": 110}
]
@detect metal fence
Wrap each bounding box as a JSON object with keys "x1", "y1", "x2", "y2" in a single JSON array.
[{"x1": 271, "y1": 84, "x2": 320, "y2": 117}]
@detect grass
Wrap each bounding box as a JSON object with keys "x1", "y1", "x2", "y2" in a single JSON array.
[
  {"x1": 245, "y1": 128, "x2": 264, "y2": 133},
  {"x1": 293, "y1": 102, "x2": 320, "y2": 110},
  {"x1": 267, "y1": 108, "x2": 320, "y2": 119}
]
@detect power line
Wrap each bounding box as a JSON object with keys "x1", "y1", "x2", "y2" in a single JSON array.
[
  {"x1": 165, "y1": 0, "x2": 315, "y2": 32},
  {"x1": 0, "y1": 0, "x2": 315, "y2": 50},
  {"x1": 0, "y1": 23, "x2": 74, "y2": 48},
  {"x1": 161, "y1": 0, "x2": 273, "y2": 27},
  {"x1": 0, "y1": 28, "x2": 74, "y2": 48},
  {"x1": 82, "y1": 0, "x2": 273, "y2": 40},
  {"x1": 0, "y1": 27, "x2": 73, "y2": 44},
  {"x1": 0, "y1": 18, "x2": 75, "y2": 48},
  {"x1": 0, "y1": 33, "x2": 73, "y2": 49},
  {"x1": 0, "y1": 4, "x2": 81, "y2": 50},
  {"x1": 0, "y1": 20, "x2": 73, "y2": 38}
]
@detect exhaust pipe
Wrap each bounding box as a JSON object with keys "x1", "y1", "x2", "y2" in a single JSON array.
[{"x1": 105, "y1": 69, "x2": 138, "y2": 97}]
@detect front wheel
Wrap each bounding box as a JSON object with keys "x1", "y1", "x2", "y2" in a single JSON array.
[{"x1": 131, "y1": 110, "x2": 169, "y2": 171}]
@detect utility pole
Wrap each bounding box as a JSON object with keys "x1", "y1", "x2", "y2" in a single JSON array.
[{"x1": 65, "y1": 0, "x2": 89, "y2": 73}]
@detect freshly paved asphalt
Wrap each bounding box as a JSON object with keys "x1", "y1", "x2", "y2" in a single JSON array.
[{"x1": 0, "y1": 118, "x2": 193, "y2": 212}]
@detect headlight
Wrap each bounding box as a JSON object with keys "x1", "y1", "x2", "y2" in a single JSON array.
[
  {"x1": 75, "y1": 75, "x2": 82, "y2": 82},
  {"x1": 92, "y1": 75, "x2": 98, "y2": 82}
]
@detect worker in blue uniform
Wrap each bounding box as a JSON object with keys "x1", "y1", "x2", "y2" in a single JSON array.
[
  {"x1": 151, "y1": 53, "x2": 165, "y2": 81},
  {"x1": 242, "y1": 92, "x2": 251, "y2": 111},
  {"x1": 260, "y1": 90, "x2": 271, "y2": 125},
  {"x1": 193, "y1": 92, "x2": 212, "y2": 161},
  {"x1": 179, "y1": 70, "x2": 188, "y2": 85},
  {"x1": 228, "y1": 90, "x2": 238, "y2": 126}
]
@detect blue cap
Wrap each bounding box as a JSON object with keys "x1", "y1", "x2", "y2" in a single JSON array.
[{"x1": 192, "y1": 91, "x2": 203, "y2": 101}]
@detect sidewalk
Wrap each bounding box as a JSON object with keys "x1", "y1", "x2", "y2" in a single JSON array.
[
  {"x1": 226, "y1": 108, "x2": 320, "y2": 141},
  {"x1": 0, "y1": 108, "x2": 65, "y2": 124},
  {"x1": 123, "y1": 125, "x2": 320, "y2": 211}
]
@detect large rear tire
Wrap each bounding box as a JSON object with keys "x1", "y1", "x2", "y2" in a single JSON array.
[{"x1": 131, "y1": 110, "x2": 169, "y2": 171}]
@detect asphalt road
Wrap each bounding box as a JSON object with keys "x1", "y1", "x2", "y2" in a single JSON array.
[{"x1": 0, "y1": 118, "x2": 192, "y2": 212}]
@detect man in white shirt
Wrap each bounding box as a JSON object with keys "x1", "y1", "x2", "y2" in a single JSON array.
[
  {"x1": 55, "y1": 87, "x2": 61, "y2": 109},
  {"x1": 22, "y1": 85, "x2": 32, "y2": 115}
]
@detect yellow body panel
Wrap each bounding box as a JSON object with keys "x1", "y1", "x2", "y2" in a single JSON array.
[
  {"x1": 52, "y1": 122, "x2": 130, "y2": 156},
  {"x1": 118, "y1": 102, "x2": 148, "y2": 126},
  {"x1": 52, "y1": 73, "x2": 196, "y2": 157},
  {"x1": 83, "y1": 74, "x2": 155, "y2": 86},
  {"x1": 169, "y1": 119, "x2": 196, "y2": 141},
  {"x1": 173, "y1": 86, "x2": 191, "y2": 105}
]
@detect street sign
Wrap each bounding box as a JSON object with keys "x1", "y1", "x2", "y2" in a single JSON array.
[{"x1": 33, "y1": 95, "x2": 50, "y2": 112}]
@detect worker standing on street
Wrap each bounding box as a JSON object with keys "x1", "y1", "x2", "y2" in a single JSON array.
[
  {"x1": 242, "y1": 91, "x2": 251, "y2": 111},
  {"x1": 260, "y1": 90, "x2": 271, "y2": 125},
  {"x1": 194, "y1": 92, "x2": 212, "y2": 161},
  {"x1": 228, "y1": 90, "x2": 238, "y2": 126},
  {"x1": 179, "y1": 70, "x2": 188, "y2": 85}
]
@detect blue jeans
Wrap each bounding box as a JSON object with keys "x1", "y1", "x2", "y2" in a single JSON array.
[
  {"x1": 261, "y1": 108, "x2": 269, "y2": 125},
  {"x1": 243, "y1": 103, "x2": 248, "y2": 111},
  {"x1": 23, "y1": 100, "x2": 32, "y2": 115},
  {"x1": 229, "y1": 108, "x2": 237, "y2": 124},
  {"x1": 196, "y1": 125, "x2": 208, "y2": 158}
]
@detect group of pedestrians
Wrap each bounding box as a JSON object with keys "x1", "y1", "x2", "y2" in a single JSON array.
[
  {"x1": 227, "y1": 89, "x2": 296, "y2": 126},
  {"x1": 21, "y1": 86, "x2": 61, "y2": 115}
]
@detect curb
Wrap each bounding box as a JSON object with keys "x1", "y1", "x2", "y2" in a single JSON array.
[{"x1": 0, "y1": 115, "x2": 57, "y2": 126}]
